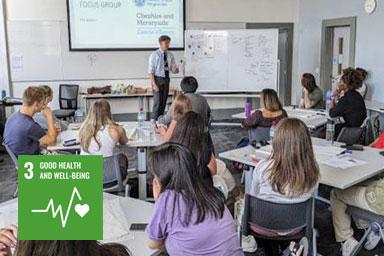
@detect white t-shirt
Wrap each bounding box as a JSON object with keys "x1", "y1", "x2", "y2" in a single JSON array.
[
  {"x1": 80, "y1": 125, "x2": 116, "y2": 157},
  {"x1": 250, "y1": 159, "x2": 314, "y2": 203}
]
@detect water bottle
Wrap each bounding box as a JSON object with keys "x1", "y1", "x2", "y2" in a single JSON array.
[
  {"x1": 54, "y1": 119, "x2": 62, "y2": 134},
  {"x1": 137, "y1": 106, "x2": 146, "y2": 129},
  {"x1": 326, "y1": 119, "x2": 335, "y2": 142},
  {"x1": 270, "y1": 121, "x2": 278, "y2": 141},
  {"x1": 74, "y1": 109, "x2": 84, "y2": 123},
  {"x1": 245, "y1": 102, "x2": 251, "y2": 118},
  {"x1": 326, "y1": 90, "x2": 332, "y2": 112}
]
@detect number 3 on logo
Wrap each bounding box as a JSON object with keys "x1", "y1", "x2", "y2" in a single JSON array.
[{"x1": 24, "y1": 162, "x2": 34, "y2": 180}]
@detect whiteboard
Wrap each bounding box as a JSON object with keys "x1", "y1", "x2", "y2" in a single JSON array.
[
  {"x1": 7, "y1": 21, "x2": 63, "y2": 81},
  {"x1": 185, "y1": 29, "x2": 279, "y2": 92},
  {"x1": 6, "y1": 21, "x2": 184, "y2": 82}
]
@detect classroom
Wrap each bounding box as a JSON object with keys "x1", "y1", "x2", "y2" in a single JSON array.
[{"x1": 1, "y1": 0, "x2": 384, "y2": 255}]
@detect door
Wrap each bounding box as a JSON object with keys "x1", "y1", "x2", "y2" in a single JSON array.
[
  {"x1": 331, "y1": 26, "x2": 351, "y2": 91},
  {"x1": 320, "y1": 17, "x2": 356, "y2": 94},
  {"x1": 278, "y1": 29, "x2": 289, "y2": 105}
]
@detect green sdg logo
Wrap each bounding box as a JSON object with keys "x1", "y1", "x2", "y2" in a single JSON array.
[{"x1": 18, "y1": 155, "x2": 103, "y2": 240}]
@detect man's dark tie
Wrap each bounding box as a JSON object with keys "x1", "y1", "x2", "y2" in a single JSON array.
[{"x1": 164, "y1": 52, "x2": 169, "y2": 78}]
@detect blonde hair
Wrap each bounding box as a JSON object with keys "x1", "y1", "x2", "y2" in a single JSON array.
[
  {"x1": 79, "y1": 100, "x2": 114, "y2": 153},
  {"x1": 172, "y1": 94, "x2": 192, "y2": 118},
  {"x1": 260, "y1": 89, "x2": 283, "y2": 112},
  {"x1": 40, "y1": 85, "x2": 53, "y2": 97},
  {"x1": 268, "y1": 118, "x2": 319, "y2": 197}
]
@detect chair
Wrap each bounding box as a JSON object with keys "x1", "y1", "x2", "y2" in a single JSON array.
[
  {"x1": 346, "y1": 206, "x2": 384, "y2": 256},
  {"x1": 248, "y1": 126, "x2": 270, "y2": 143},
  {"x1": 2, "y1": 143, "x2": 18, "y2": 198},
  {"x1": 336, "y1": 127, "x2": 365, "y2": 145},
  {"x1": 103, "y1": 155, "x2": 130, "y2": 197},
  {"x1": 52, "y1": 84, "x2": 79, "y2": 120},
  {"x1": 242, "y1": 194, "x2": 317, "y2": 256}
]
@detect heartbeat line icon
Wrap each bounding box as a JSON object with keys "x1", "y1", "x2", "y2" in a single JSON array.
[{"x1": 32, "y1": 187, "x2": 90, "y2": 228}]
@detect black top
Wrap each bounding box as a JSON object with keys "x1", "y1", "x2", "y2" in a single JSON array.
[
  {"x1": 330, "y1": 90, "x2": 367, "y2": 137},
  {"x1": 242, "y1": 109, "x2": 288, "y2": 129}
]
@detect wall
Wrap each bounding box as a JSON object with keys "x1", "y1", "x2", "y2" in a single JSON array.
[
  {"x1": 0, "y1": 0, "x2": 10, "y2": 95},
  {"x1": 4, "y1": 0, "x2": 300, "y2": 111},
  {"x1": 297, "y1": 0, "x2": 384, "y2": 104}
]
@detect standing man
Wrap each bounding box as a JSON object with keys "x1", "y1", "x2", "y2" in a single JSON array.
[{"x1": 148, "y1": 35, "x2": 179, "y2": 120}]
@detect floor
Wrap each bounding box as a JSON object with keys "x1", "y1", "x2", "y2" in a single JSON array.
[{"x1": 1, "y1": 125, "x2": 383, "y2": 255}]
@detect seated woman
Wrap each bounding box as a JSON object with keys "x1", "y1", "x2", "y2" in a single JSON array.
[
  {"x1": 79, "y1": 100, "x2": 129, "y2": 182},
  {"x1": 356, "y1": 67, "x2": 368, "y2": 99},
  {"x1": 299, "y1": 73, "x2": 324, "y2": 109},
  {"x1": 249, "y1": 118, "x2": 319, "y2": 236},
  {"x1": 157, "y1": 94, "x2": 192, "y2": 142},
  {"x1": 331, "y1": 131, "x2": 384, "y2": 256},
  {"x1": 146, "y1": 143, "x2": 244, "y2": 256},
  {"x1": 330, "y1": 68, "x2": 367, "y2": 138},
  {"x1": 241, "y1": 89, "x2": 287, "y2": 142},
  {"x1": 0, "y1": 225, "x2": 131, "y2": 256}
]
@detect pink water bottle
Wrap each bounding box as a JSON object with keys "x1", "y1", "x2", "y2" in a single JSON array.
[{"x1": 245, "y1": 102, "x2": 251, "y2": 117}]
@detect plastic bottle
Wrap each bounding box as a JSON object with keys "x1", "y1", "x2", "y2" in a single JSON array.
[
  {"x1": 74, "y1": 109, "x2": 84, "y2": 123},
  {"x1": 326, "y1": 90, "x2": 333, "y2": 112},
  {"x1": 137, "y1": 106, "x2": 146, "y2": 129},
  {"x1": 270, "y1": 121, "x2": 278, "y2": 141},
  {"x1": 54, "y1": 119, "x2": 62, "y2": 134},
  {"x1": 245, "y1": 102, "x2": 251, "y2": 118},
  {"x1": 326, "y1": 119, "x2": 335, "y2": 142}
]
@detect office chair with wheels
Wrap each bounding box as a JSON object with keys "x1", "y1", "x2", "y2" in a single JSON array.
[
  {"x1": 103, "y1": 155, "x2": 130, "y2": 197},
  {"x1": 2, "y1": 143, "x2": 18, "y2": 197},
  {"x1": 52, "y1": 84, "x2": 79, "y2": 121},
  {"x1": 242, "y1": 194, "x2": 317, "y2": 256}
]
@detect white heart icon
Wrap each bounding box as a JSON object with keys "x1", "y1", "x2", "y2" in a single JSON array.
[{"x1": 75, "y1": 204, "x2": 90, "y2": 218}]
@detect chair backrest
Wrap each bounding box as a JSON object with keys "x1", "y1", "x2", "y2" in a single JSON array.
[
  {"x1": 248, "y1": 126, "x2": 270, "y2": 143},
  {"x1": 242, "y1": 194, "x2": 314, "y2": 238},
  {"x1": 59, "y1": 84, "x2": 79, "y2": 110},
  {"x1": 336, "y1": 127, "x2": 364, "y2": 145},
  {"x1": 3, "y1": 143, "x2": 18, "y2": 170},
  {"x1": 103, "y1": 155, "x2": 124, "y2": 191}
]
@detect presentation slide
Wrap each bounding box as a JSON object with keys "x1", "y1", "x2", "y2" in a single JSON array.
[{"x1": 67, "y1": 0, "x2": 185, "y2": 50}]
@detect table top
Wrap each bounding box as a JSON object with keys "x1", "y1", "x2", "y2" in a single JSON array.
[
  {"x1": 82, "y1": 92, "x2": 174, "y2": 99},
  {"x1": 48, "y1": 122, "x2": 163, "y2": 151},
  {"x1": 219, "y1": 138, "x2": 384, "y2": 190},
  {"x1": 365, "y1": 100, "x2": 384, "y2": 114},
  {"x1": 232, "y1": 107, "x2": 328, "y2": 129},
  {"x1": 0, "y1": 193, "x2": 156, "y2": 256}
]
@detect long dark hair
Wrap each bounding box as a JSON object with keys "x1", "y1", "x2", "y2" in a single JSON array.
[
  {"x1": 150, "y1": 143, "x2": 225, "y2": 226},
  {"x1": 260, "y1": 89, "x2": 283, "y2": 112},
  {"x1": 169, "y1": 111, "x2": 206, "y2": 163},
  {"x1": 15, "y1": 241, "x2": 131, "y2": 256},
  {"x1": 301, "y1": 73, "x2": 317, "y2": 93}
]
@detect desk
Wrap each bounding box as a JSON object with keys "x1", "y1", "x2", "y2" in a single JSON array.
[
  {"x1": 232, "y1": 107, "x2": 328, "y2": 130},
  {"x1": 0, "y1": 193, "x2": 157, "y2": 256},
  {"x1": 365, "y1": 100, "x2": 384, "y2": 115},
  {"x1": 48, "y1": 122, "x2": 163, "y2": 199},
  {"x1": 219, "y1": 138, "x2": 384, "y2": 192},
  {"x1": 82, "y1": 93, "x2": 175, "y2": 114}
]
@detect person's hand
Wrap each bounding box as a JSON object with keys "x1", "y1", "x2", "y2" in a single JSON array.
[
  {"x1": 0, "y1": 225, "x2": 18, "y2": 256},
  {"x1": 41, "y1": 106, "x2": 52, "y2": 118},
  {"x1": 152, "y1": 178, "x2": 161, "y2": 201},
  {"x1": 153, "y1": 84, "x2": 159, "y2": 93},
  {"x1": 172, "y1": 66, "x2": 179, "y2": 74},
  {"x1": 333, "y1": 89, "x2": 342, "y2": 97},
  {"x1": 157, "y1": 125, "x2": 167, "y2": 136}
]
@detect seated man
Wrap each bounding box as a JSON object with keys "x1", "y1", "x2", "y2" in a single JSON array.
[
  {"x1": 331, "y1": 131, "x2": 384, "y2": 256},
  {"x1": 159, "y1": 76, "x2": 211, "y2": 126},
  {"x1": 3, "y1": 86, "x2": 56, "y2": 156}
]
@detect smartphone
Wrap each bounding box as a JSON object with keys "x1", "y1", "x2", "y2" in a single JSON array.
[{"x1": 129, "y1": 223, "x2": 147, "y2": 231}]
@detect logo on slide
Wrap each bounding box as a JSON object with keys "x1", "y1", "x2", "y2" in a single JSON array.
[
  {"x1": 133, "y1": 0, "x2": 146, "y2": 7},
  {"x1": 18, "y1": 155, "x2": 103, "y2": 240}
]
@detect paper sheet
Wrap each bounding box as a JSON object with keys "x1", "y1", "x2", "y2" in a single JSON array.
[
  {"x1": 103, "y1": 198, "x2": 131, "y2": 242},
  {"x1": 323, "y1": 155, "x2": 367, "y2": 169}
]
